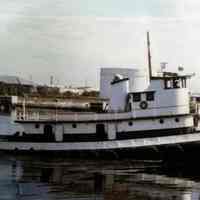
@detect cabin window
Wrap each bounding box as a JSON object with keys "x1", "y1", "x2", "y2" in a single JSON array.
[
  {"x1": 159, "y1": 119, "x2": 164, "y2": 124},
  {"x1": 146, "y1": 92, "x2": 154, "y2": 101},
  {"x1": 72, "y1": 123, "x2": 77, "y2": 128},
  {"x1": 175, "y1": 118, "x2": 180, "y2": 123},
  {"x1": 128, "y1": 121, "x2": 133, "y2": 126},
  {"x1": 35, "y1": 124, "x2": 40, "y2": 129},
  {"x1": 132, "y1": 93, "x2": 141, "y2": 102}
]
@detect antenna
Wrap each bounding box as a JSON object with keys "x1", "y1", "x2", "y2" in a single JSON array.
[
  {"x1": 147, "y1": 31, "x2": 152, "y2": 80},
  {"x1": 50, "y1": 76, "x2": 53, "y2": 86}
]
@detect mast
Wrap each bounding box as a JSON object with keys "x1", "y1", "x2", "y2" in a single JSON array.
[{"x1": 147, "y1": 31, "x2": 152, "y2": 80}]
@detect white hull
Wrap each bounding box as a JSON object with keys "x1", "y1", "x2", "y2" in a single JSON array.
[{"x1": 1, "y1": 132, "x2": 200, "y2": 151}]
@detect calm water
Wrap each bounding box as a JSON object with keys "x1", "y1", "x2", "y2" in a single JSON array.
[
  {"x1": 1, "y1": 115, "x2": 200, "y2": 199},
  {"x1": 0, "y1": 155, "x2": 199, "y2": 200}
]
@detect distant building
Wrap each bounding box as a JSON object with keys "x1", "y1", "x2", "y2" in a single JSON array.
[
  {"x1": 0, "y1": 75, "x2": 36, "y2": 96},
  {"x1": 59, "y1": 86, "x2": 98, "y2": 95},
  {"x1": 36, "y1": 85, "x2": 60, "y2": 97},
  {"x1": 191, "y1": 93, "x2": 200, "y2": 103}
]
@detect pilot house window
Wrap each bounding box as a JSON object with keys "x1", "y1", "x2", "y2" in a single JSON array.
[
  {"x1": 173, "y1": 79, "x2": 180, "y2": 88},
  {"x1": 164, "y1": 79, "x2": 172, "y2": 89},
  {"x1": 164, "y1": 78, "x2": 187, "y2": 89},
  {"x1": 182, "y1": 78, "x2": 186, "y2": 88},
  {"x1": 72, "y1": 124, "x2": 77, "y2": 128}
]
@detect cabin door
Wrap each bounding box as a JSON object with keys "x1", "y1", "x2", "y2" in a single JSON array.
[
  {"x1": 44, "y1": 124, "x2": 55, "y2": 141},
  {"x1": 96, "y1": 124, "x2": 107, "y2": 140}
]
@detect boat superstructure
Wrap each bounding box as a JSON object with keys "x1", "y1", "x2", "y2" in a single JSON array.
[{"x1": 12, "y1": 70, "x2": 195, "y2": 142}]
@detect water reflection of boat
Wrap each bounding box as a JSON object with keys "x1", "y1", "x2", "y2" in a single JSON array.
[{"x1": 3, "y1": 157, "x2": 200, "y2": 200}]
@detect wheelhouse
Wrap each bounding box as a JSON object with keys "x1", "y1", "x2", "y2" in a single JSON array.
[{"x1": 151, "y1": 74, "x2": 191, "y2": 90}]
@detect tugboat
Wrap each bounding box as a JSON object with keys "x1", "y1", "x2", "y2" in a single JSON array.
[{"x1": 1, "y1": 32, "x2": 200, "y2": 155}]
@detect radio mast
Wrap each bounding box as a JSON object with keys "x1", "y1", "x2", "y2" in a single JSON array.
[{"x1": 147, "y1": 31, "x2": 152, "y2": 80}]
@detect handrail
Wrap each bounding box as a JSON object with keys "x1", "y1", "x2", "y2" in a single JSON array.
[
  {"x1": 15, "y1": 110, "x2": 133, "y2": 122},
  {"x1": 14, "y1": 105, "x2": 190, "y2": 122}
]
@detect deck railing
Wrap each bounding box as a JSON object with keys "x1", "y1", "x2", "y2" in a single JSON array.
[
  {"x1": 14, "y1": 104, "x2": 190, "y2": 122},
  {"x1": 15, "y1": 110, "x2": 133, "y2": 122}
]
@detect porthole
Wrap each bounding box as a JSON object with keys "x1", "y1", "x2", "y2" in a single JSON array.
[
  {"x1": 159, "y1": 119, "x2": 164, "y2": 124},
  {"x1": 14, "y1": 132, "x2": 20, "y2": 136},
  {"x1": 72, "y1": 123, "x2": 77, "y2": 128},
  {"x1": 30, "y1": 147, "x2": 34, "y2": 151},
  {"x1": 140, "y1": 101, "x2": 148, "y2": 109},
  {"x1": 175, "y1": 118, "x2": 180, "y2": 123},
  {"x1": 128, "y1": 121, "x2": 133, "y2": 126},
  {"x1": 35, "y1": 124, "x2": 40, "y2": 129}
]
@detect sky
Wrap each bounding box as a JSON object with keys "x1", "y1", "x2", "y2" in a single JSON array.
[{"x1": 0, "y1": 0, "x2": 200, "y2": 91}]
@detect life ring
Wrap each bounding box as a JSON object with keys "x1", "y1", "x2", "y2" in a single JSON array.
[{"x1": 140, "y1": 101, "x2": 148, "y2": 109}]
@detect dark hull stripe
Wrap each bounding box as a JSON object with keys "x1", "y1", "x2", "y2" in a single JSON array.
[
  {"x1": 0, "y1": 127, "x2": 194, "y2": 143},
  {"x1": 3, "y1": 141, "x2": 200, "y2": 161},
  {"x1": 116, "y1": 127, "x2": 193, "y2": 140}
]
